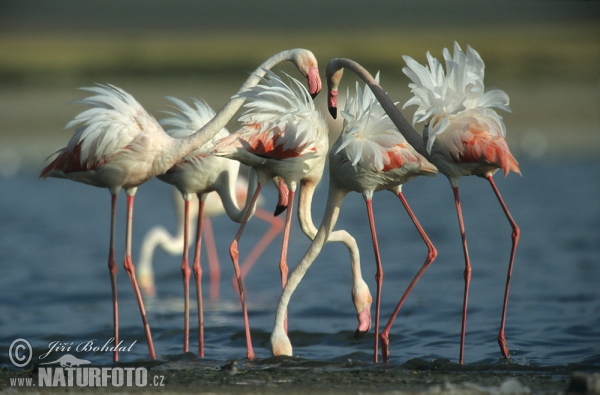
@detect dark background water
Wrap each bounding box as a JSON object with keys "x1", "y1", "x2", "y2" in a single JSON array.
[
  {"x1": 0, "y1": 158, "x2": 598, "y2": 367},
  {"x1": 0, "y1": 0, "x2": 599, "y2": 371}
]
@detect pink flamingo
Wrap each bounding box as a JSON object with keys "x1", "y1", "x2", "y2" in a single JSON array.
[
  {"x1": 137, "y1": 96, "x2": 285, "y2": 356},
  {"x1": 39, "y1": 48, "x2": 322, "y2": 362},
  {"x1": 270, "y1": 75, "x2": 437, "y2": 363},
  {"x1": 213, "y1": 71, "x2": 373, "y2": 360},
  {"x1": 327, "y1": 43, "x2": 520, "y2": 364}
]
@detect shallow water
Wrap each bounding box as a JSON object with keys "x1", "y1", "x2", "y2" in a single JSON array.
[{"x1": 0, "y1": 159, "x2": 599, "y2": 368}]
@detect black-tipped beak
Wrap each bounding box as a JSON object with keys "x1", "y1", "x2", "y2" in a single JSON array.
[
  {"x1": 328, "y1": 106, "x2": 338, "y2": 119},
  {"x1": 354, "y1": 328, "x2": 368, "y2": 340},
  {"x1": 310, "y1": 92, "x2": 319, "y2": 99},
  {"x1": 274, "y1": 204, "x2": 287, "y2": 217}
]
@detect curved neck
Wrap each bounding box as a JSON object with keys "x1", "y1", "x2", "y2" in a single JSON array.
[
  {"x1": 274, "y1": 180, "x2": 347, "y2": 330},
  {"x1": 176, "y1": 50, "x2": 305, "y2": 161},
  {"x1": 217, "y1": 167, "x2": 259, "y2": 223},
  {"x1": 298, "y1": 178, "x2": 361, "y2": 275},
  {"x1": 326, "y1": 58, "x2": 430, "y2": 161}
]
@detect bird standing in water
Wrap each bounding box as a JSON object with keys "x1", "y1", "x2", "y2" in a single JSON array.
[
  {"x1": 139, "y1": 96, "x2": 285, "y2": 357},
  {"x1": 326, "y1": 42, "x2": 520, "y2": 364},
  {"x1": 214, "y1": 71, "x2": 372, "y2": 360},
  {"x1": 271, "y1": 75, "x2": 437, "y2": 362}
]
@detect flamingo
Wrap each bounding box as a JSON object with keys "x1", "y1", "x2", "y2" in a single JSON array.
[
  {"x1": 213, "y1": 71, "x2": 373, "y2": 360},
  {"x1": 135, "y1": 97, "x2": 285, "y2": 357},
  {"x1": 39, "y1": 48, "x2": 322, "y2": 362},
  {"x1": 270, "y1": 75, "x2": 437, "y2": 363},
  {"x1": 326, "y1": 42, "x2": 520, "y2": 364}
]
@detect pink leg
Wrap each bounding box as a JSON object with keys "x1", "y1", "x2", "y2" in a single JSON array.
[
  {"x1": 278, "y1": 189, "x2": 295, "y2": 334},
  {"x1": 237, "y1": 207, "x2": 284, "y2": 281},
  {"x1": 108, "y1": 194, "x2": 119, "y2": 362},
  {"x1": 453, "y1": 187, "x2": 471, "y2": 365},
  {"x1": 380, "y1": 191, "x2": 438, "y2": 363},
  {"x1": 181, "y1": 199, "x2": 191, "y2": 353},
  {"x1": 122, "y1": 194, "x2": 157, "y2": 360},
  {"x1": 279, "y1": 189, "x2": 294, "y2": 289},
  {"x1": 202, "y1": 219, "x2": 220, "y2": 302},
  {"x1": 487, "y1": 175, "x2": 519, "y2": 360},
  {"x1": 193, "y1": 197, "x2": 205, "y2": 357},
  {"x1": 365, "y1": 199, "x2": 383, "y2": 364},
  {"x1": 229, "y1": 184, "x2": 263, "y2": 360}
]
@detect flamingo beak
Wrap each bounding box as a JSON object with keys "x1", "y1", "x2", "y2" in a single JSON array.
[
  {"x1": 354, "y1": 305, "x2": 372, "y2": 339},
  {"x1": 327, "y1": 89, "x2": 339, "y2": 119},
  {"x1": 307, "y1": 66, "x2": 322, "y2": 99},
  {"x1": 274, "y1": 178, "x2": 289, "y2": 217}
]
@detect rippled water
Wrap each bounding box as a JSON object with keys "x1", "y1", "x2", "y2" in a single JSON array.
[{"x1": 1, "y1": 159, "x2": 599, "y2": 368}]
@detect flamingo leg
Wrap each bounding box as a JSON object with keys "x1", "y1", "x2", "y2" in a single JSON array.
[
  {"x1": 278, "y1": 189, "x2": 295, "y2": 334},
  {"x1": 237, "y1": 207, "x2": 284, "y2": 282},
  {"x1": 452, "y1": 186, "x2": 471, "y2": 365},
  {"x1": 122, "y1": 195, "x2": 157, "y2": 359},
  {"x1": 108, "y1": 193, "x2": 119, "y2": 362},
  {"x1": 487, "y1": 175, "x2": 519, "y2": 360},
  {"x1": 380, "y1": 191, "x2": 438, "y2": 363},
  {"x1": 202, "y1": 218, "x2": 220, "y2": 302},
  {"x1": 365, "y1": 199, "x2": 383, "y2": 364},
  {"x1": 181, "y1": 199, "x2": 191, "y2": 353},
  {"x1": 229, "y1": 183, "x2": 263, "y2": 360},
  {"x1": 279, "y1": 190, "x2": 295, "y2": 288},
  {"x1": 193, "y1": 197, "x2": 205, "y2": 357}
]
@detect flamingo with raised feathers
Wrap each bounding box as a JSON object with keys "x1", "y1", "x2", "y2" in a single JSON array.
[
  {"x1": 326, "y1": 42, "x2": 520, "y2": 364},
  {"x1": 136, "y1": 96, "x2": 285, "y2": 356},
  {"x1": 213, "y1": 70, "x2": 373, "y2": 360},
  {"x1": 270, "y1": 76, "x2": 437, "y2": 362},
  {"x1": 39, "y1": 48, "x2": 322, "y2": 362}
]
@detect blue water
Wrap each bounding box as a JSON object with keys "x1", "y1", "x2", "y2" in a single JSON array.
[{"x1": 1, "y1": 159, "x2": 599, "y2": 368}]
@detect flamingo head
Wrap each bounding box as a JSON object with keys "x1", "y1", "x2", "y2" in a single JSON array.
[
  {"x1": 270, "y1": 326, "x2": 293, "y2": 356},
  {"x1": 293, "y1": 50, "x2": 322, "y2": 99},
  {"x1": 325, "y1": 62, "x2": 344, "y2": 119},
  {"x1": 352, "y1": 278, "x2": 372, "y2": 339}
]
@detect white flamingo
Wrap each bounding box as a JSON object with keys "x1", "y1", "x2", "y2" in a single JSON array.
[
  {"x1": 270, "y1": 75, "x2": 437, "y2": 362},
  {"x1": 39, "y1": 48, "x2": 322, "y2": 362},
  {"x1": 212, "y1": 71, "x2": 373, "y2": 360},
  {"x1": 326, "y1": 42, "x2": 520, "y2": 364},
  {"x1": 137, "y1": 96, "x2": 285, "y2": 356}
]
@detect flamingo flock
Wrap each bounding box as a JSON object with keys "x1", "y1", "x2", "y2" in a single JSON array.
[{"x1": 41, "y1": 43, "x2": 520, "y2": 365}]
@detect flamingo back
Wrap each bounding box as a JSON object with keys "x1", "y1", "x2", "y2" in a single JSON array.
[
  {"x1": 41, "y1": 84, "x2": 164, "y2": 176},
  {"x1": 213, "y1": 70, "x2": 327, "y2": 162},
  {"x1": 336, "y1": 74, "x2": 435, "y2": 174},
  {"x1": 160, "y1": 97, "x2": 230, "y2": 156},
  {"x1": 402, "y1": 42, "x2": 519, "y2": 176}
]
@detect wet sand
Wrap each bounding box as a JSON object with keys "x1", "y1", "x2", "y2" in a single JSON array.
[{"x1": 3, "y1": 357, "x2": 598, "y2": 394}]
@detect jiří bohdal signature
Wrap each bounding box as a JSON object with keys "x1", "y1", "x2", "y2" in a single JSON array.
[{"x1": 39, "y1": 338, "x2": 137, "y2": 360}]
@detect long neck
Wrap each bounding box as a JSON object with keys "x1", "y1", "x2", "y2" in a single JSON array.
[
  {"x1": 297, "y1": 179, "x2": 360, "y2": 272},
  {"x1": 218, "y1": 165, "x2": 259, "y2": 223},
  {"x1": 273, "y1": 180, "x2": 347, "y2": 330},
  {"x1": 327, "y1": 58, "x2": 430, "y2": 161},
  {"x1": 175, "y1": 50, "x2": 303, "y2": 161}
]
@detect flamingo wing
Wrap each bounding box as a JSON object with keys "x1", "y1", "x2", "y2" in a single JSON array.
[{"x1": 41, "y1": 84, "x2": 163, "y2": 176}]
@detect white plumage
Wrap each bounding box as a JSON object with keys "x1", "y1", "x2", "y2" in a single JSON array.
[{"x1": 402, "y1": 42, "x2": 511, "y2": 154}]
